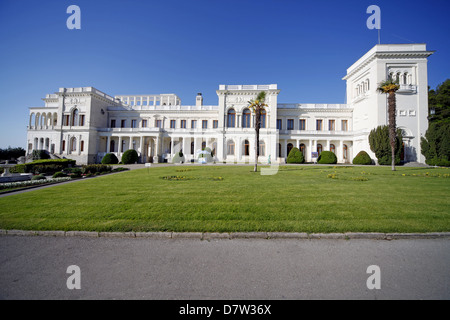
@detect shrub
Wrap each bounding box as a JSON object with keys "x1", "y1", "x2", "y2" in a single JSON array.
[
  {"x1": 318, "y1": 151, "x2": 337, "y2": 164},
  {"x1": 352, "y1": 151, "x2": 372, "y2": 165},
  {"x1": 369, "y1": 125, "x2": 403, "y2": 165},
  {"x1": 33, "y1": 164, "x2": 64, "y2": 175},
  {"x1": 121, "y1": 149, "x2": 138, "y2": 164},
  {"x1": 101, "y1": 153, "x2": 119, "y2": 164},
  {"x1": 31, "y1": 174, "x2": 46, "y2": 181},
  {"x1": 286, "y1": 147, "x2": 305, "y2": 164},
  {"x1": 81, "y1": 164, "x2": 112, "y2": 174},
  {"x1": 52, "y1": 171, "x2": 67, "y2": 178},
  {"x1": 112, "y1": 167, "x2": 129, "y2": 172},
  {"x1": 421, "y1": 122, "x2": 450, "y2": 167}
]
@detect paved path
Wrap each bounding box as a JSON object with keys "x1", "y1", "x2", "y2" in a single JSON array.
[{"x1": 0, "y1": 236, "x2": 448, "y2": 300}]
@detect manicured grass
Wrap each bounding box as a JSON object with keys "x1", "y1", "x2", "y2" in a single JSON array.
[{"x1": 0, "y1": 165, "x2": 449, "y2": 233}]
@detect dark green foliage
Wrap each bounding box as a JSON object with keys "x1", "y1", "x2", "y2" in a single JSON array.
[
  {"x1": 121, "y1": 149, "x2": 138, "y2": 164},
  {"x1": 369, "y1": 125, "x2": 403, "y2": 165},
  {"x1": 421, "y1": 122, "x2": 450, "y2": 166},
  {"x1": 33, "y1": 164, "x2": 64, "y2": 175},
  {"x1": 317, "y1": 151, "x2": 337, "y2": 164},
  {"x1": 52, "y1": 172, "x2": 67, "y2": 178},
  {"x1": 32, "y1": 150, "x2": 50, "y2": 160},
  {"x1": 10, "y1": 159, "x2": 75, "y2": 173},
  {"x1": 81, "y1": 164, "x2": 112, "y2": 174},
  {"x1": 0, "y1": 147, "x2": 26, "y2": 160},
  {"x1": 286, "y1": 147, "x2": 305, "y2": 164},
  {"x1": 352, "y1": 151, "x2": 373, "y2": 165},
  {"x1": 101, "y1": 153, "x2": 119, "y2": 164},
  {"x1": 428, "y1": 79, "x2": 450, "y2": 124},
  {"x1": 31, "y1": 174, "x2": 46, "y2": 181},
  {"x1": 112, "y1": 167, "x2": 130, "y2": 172}
]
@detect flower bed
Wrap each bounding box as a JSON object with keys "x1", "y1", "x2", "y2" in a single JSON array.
[{"x1": 0, "y1": 177, "x2": 72, "y2": 191}]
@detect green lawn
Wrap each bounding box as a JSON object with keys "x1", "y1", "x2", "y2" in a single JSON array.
[{"x1": 0, "y1": 165, "x2": 449, "y2": 233}]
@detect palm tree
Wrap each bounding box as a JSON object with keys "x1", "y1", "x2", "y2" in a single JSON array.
[
  {"x1": 247, "y1": 91, "x2": 268, "y2": 172},
  {"x1": 377, "y1": 78, "x2": 400, "y2": 171}
]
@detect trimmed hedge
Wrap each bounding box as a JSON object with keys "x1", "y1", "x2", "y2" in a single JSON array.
[
  {"x1": 101, "y1": 153, "x2": 119, "y2": 164},
  {"x1": 121, "y1": 149, "x2": 139, "y2": 164},
  {"x1": 318, "y1": 151, "x2": 337, "y2": 164},
  {"x1": 81, "y1": 164, "x2": 112, "y2": 174},
  {"x1": 10, "y1": 159, "x2": 75, "y2": 174},
  {"x1": 286, "y1": 147, "x2": 305, "y2": 164},
  {"x1": 352, "y1": 151, "x2": 372, "y2": 165}
]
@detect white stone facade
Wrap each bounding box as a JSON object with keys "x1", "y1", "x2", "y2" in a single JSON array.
[{"x1": 26, "y1": 44, "x2": 433, "y2": 165}]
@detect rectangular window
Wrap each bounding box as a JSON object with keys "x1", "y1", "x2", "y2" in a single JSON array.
[
  {"x1": 181, "y1": 120, "x2": 186, "y2": 129},
  {"x1": 213, "y1": 120, "x2": 218, "y2": 128},
  {"x1": 342, "y1": 120, "x2": 348, "y2": 131},
  {"x1": 316, "y1": 119, "x2": 323, "y2": 131},
  {"x1": 191, "y1": 120, "x2": 197, "y2": 129},
  {"x1": 111, "y1": 120, "x2": 116, "y2": 128},
  {"x1": 121, "y1": 120, "x2": 126, "y2": 128},
  {"x1": 131, "y1": 120, "x2": 137, "y2": 128},
  {"x1": 276, "y1": 119, "x2": 282, "y2": 130},
  {"x1": 202, "y1": 120, "x2": 208, "y2": 129},
  {"x1": 142, "y1": 120, "x2": 147, "y2": 128},
  {"x1": 80, "y1": 140, "x2": 84, "y2": 152},
  {"x1": 156, "y1": 120, "x2": 162, "y2": 128},
  {"x1": 136, "y1": 99, "x2": 141, "y2": 106},
  {"x1": 64, "y1": 115, "x2": 70, "y2": 126},
  {"x1": 299, "y1": 119, "x2": 306, "y2": 130},
  {"x1": 142, "y1": 99, "x2": 148, "y2": 106},
  {"x1": 62, "y1": 140, "x2": 66, "y2": 151},
  {"x1": 329, "y1": 120, "x2": 335, "y2": 131},
  {"x1": 79, "y1": 115, "x2": 85, "y2": 126},
  {"x1": 170, "y1": 120, "x2": 176, "y2": 129},
  {"x1": 287, "y1": 119, "x2": 294, "y2": 130}
]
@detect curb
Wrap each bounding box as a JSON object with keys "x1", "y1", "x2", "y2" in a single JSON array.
[{"x1": 1, "y1": 229, "x2": 450, "y2": 240}]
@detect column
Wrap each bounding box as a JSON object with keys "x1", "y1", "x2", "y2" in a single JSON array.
[
  {"x1": 339, "y1": 140, "x2": 344, "y2": 163},
  {"x1": 170, "y1": 137, "x2": 174, "y2": 156},
  {"x1": 236, "y1": 137, "x2": 242, "y2": 162},
  {"x1": 139, "y1": 136, "x2": 144, "y2": 160},
  {"x1": 129, "y1": 136, "x2": 133, "y2": 151},
  {"x1": 308, "y1": 140, "x2": 313, "y2": 162},
  {"x1": 118, "y1": 136, "x2": 122, "y2": 157},
  {"x1": 326, "y1": 140, "x2": 330, "y2": 152},
  {"x1": 106, "y1": 136, "x2": 111, "y2": 153},
  {"x1": 154, "y1": 136, "x2": 160, "y2": 163}
]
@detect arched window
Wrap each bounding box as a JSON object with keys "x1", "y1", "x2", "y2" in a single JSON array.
[
  {"x1": 259, "y1": 141, "x2": 266, "y2": 157},
  {"x1": 227, "y1": 140, "x2": 235, "y2": 155},
  {"x1": 71, "y1": 109, "x2": 79, "y2": 126},
  {"x1": 260, "y1": 110, "x2": 266, "y2": 128},
  {"x1": 242, "y1": 109, "x2": 251, "y2": 128},
  {"x1": 317, "y1": 144, "x2": 323, "y2": 155},
  {"x1": 35, "y1": 113, "x2": 40, "y2": 127},
  {"x1": 330, "y1": 144, "x2": 336, "y2": 154},
  {"x1": 300, "y1": 143, "x2": 306, "y2": 157},
  {"x1": 243, "y1": 140, "x2": 250, "y2": 156},
  {"x1": 403, "y1": 73, "x2": 408, "y2": 85},
  {"x1": 30, "y1": 113, "x2": 35, "y2": 128},
  {"x1": 53, "y1": 113, "x2": 58, "y2": 126},
  {"x1": 343, "y1": 144, "x2": 348, "y2": 160},
  {"x1": 227, "y1": 109, "x2": 236, "y2": 128},
  {"x1": 287, "y1": 143, "x2": 293, "y2": 156}
]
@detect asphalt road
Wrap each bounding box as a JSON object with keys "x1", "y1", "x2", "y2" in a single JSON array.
[{"x1": 0, "y1": 236, "x2": 449, "y2": 300}]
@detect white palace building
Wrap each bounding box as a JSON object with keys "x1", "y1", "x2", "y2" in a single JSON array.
[{"x1": 26, "y1": 44, "x2": 434, "y2": 165}]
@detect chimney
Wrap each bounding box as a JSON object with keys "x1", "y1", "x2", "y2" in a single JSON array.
[{"x1": 196, "y1": 93, "x2": 203, "y2": 107}]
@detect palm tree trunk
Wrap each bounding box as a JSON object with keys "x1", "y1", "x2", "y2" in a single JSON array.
[
  {"x1": 254, "y1": 109, "x2": 261, "y2": 172},
  {"x1": 388, "y1": 91, "x2": 397, "y2": 171}
]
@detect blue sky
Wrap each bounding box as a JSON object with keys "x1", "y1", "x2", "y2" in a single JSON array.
[{"x1": 0, "y1": 0, "x2": 449, "y2": 148}]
